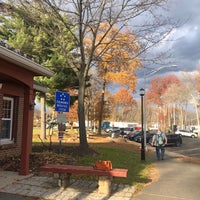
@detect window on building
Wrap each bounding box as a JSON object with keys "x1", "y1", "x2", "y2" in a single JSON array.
[{"x1": 1, "y1": 97, "x2": 14, "y2": 141}]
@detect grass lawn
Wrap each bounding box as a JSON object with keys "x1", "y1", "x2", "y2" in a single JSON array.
[
  {"x1": 78, "y1": 145, "x2": 154, "y2": 190},
  {"x1": 33, "y1": 127, "x2": 156, "y2": 192}
]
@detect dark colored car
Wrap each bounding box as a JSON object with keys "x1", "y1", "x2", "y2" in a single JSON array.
[
  {"x1": 166, "y1": 134, "x2": 182, "y2": 146},
  {"x1": 131, "y1": 132, "x2": 152, "y2": 143},
  {"x1": 126, "y1": 130, "x2": 142, "y2": 141},
  {"x1": 148, "y1": 133, "x2": 182, "y2": 147}
]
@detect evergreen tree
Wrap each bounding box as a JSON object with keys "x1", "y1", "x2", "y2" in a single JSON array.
[{"x1": 0, "y1": 11, "x2": 79, "y2": 107}]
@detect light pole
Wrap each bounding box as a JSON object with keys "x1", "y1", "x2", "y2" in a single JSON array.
[{"x1": 140, "y1": 88, "x2": 145, "y2": 161}]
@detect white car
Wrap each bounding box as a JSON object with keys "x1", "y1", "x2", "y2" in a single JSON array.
[
  {"x1": 105, "y1": 127, "x2": 120, "y2": 133},
  {"x1": 175, "y1": 130, "x2": 198, "y2": 138}
]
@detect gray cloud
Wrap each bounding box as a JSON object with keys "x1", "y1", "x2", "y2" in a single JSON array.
[
  {"x1": 137, "y1": 0, "x2": 200, "y2": 81},
  {"x1": 168, "y1": 0, "x2": 200, "y2": 70}
]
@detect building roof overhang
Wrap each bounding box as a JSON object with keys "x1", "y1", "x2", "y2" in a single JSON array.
[
  {"x1": 33, "y1": 82, "x2": 48, "y2": 93},
  {"x1": 0, "y1": 44, "x2": 54, "y2": 77}
]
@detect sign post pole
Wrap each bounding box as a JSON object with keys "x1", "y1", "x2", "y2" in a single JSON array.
[{"x1": 55, "y1": 91, "x2": 70, "y2": 153}]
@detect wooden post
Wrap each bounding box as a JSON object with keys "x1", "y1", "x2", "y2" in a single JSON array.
[
  {"x1": 19, "y1": 87, "x2": 34, "y2": 175},
  {"x1": 40, "y1": 93, "x2": 46, "y2": 139}
]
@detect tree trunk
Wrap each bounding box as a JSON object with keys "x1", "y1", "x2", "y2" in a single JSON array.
[
  {"x1": 98, "y1": 81, "x2": 106, "y2": 135},
  {"x1": 180, "y1": 106, "x2": 184, "y2": 129},
  {"x1": 78, "y1": 74, "x2": 88, "y2": 151},
  {"x1": 194, "y1": 102, "x2": 200, "y2": 128}
]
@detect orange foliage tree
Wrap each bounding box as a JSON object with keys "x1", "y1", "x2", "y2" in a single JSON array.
[
  {"x1": 147, "y1": 74, "x2": 181, "y2": 106},
  {"x1": 85, "y1": 24, "x2": 141, "y2": 134},
  {"x1": 91, "y1": 24, "x2": 141, "y2": 91},
  {"x1": 113, "y1": 88, "x2": 136, "y2": 121},
  {"x1": 67, "y1": 101, "x2": 78, "y2": 126},
  {"x1": 147, "y1": 74, "x2": 181, "y2": 130}
]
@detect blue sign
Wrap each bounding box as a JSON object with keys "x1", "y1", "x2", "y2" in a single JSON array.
[{"x1": 55, "y1": 91, "x2": 70, "y2": 112}]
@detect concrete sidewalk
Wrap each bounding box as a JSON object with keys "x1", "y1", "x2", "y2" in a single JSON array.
[
  {"x1": 132, "y1": 149, "x2": 200, "y2": 200},
  {"x1": 0, "y1": 171, "x2": 135, "y2": 200}
]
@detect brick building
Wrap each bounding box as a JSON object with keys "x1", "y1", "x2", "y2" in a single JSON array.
[{"x1": 0, "y1": 43, "x2": 53, "y2": 175}]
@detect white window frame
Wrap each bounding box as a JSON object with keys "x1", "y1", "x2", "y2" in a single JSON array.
[{"x1": 1, "y1": 96, "x2": 14, "y2": 144}]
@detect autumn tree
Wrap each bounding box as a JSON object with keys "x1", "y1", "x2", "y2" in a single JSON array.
[
  {"x1": 146, "y1": 74, "x2": 181, "y2": 130},
  {"x1": 113, "y1": 88, "x2": 136, "y2": 121},
  {"x1": 3, "y1": 0, "x2": 176, "y2": 152},
  {"x1": 87, "y1": 26, "x2": 141, "y2": 134},
  {"x1": 94, "y1": 26, "x2": 141, "y2": 89},
  {"x1": 147, "y1": 74, "x2": 181, "y2": 106},
  {"x1": 84, "y1": 72, "x2": 109, "y2": 131},
  {"x1": 181, "y1": 72, "x2": 200, "y2": 129},
  {"x1": 163, "y1": 83, "x2": 190, "y2": 130}
]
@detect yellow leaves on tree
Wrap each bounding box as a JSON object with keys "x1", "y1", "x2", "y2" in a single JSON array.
[
  {"x1": 85, "y1": 23, "x2": 141, "y2": 92},
  {"x1": 105, "y1": 70, "x2": 138, "y2": 91},
  {"x1": 111, "y1": 88, "x2": 135, "y2": 121},
  {"x1": 114, "y1": 88, "x2": 135, "y2": 105},
  {"x1": 67, "y1": 100, "x2": 78, "y2": 122}
]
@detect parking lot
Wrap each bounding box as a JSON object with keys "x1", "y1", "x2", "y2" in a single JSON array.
[
  {"x1": 127, "y1": 132, "x2": 200, "y2": 159},
  {"x1": 166, "y1": 137, "x2": 200, "y2": 158}
]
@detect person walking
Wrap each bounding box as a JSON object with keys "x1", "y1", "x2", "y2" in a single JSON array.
[{"x1": 152, "y1": 129, "x2": 167, "y2": 160}]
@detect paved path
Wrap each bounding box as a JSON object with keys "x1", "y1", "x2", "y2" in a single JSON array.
[
  {"x1": 132, "y1": 149, "x2": 200, "y2": 200},
  {"x1": 0, "y1": 171, "x2": 135, "y2": 200}
]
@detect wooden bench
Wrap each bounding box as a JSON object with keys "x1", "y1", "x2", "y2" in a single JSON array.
[{"x1": 40, "y1": 164, "x2": 128, "y2": 195}]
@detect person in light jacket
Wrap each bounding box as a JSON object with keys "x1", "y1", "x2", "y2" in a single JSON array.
[{"x1": 152, "y1": 129, "x2": 167, "y2": 160}]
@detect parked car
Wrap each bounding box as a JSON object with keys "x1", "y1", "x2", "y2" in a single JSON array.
[
  {"x1": 166, "y1": 134, "x2": 182, "y2": 146},
  {"x1": 119, "y1": 127, "x2": 134, "y2": 136},
  {"x1": 175, "y1": 130, "x2": 198, "y2": 138},
  {"x1": 126, "y1": 130, "x2": 141, "y2": 141},
  {"x1": 149, "y1": 133, "x2": 182, "y2": 147},
  {"x1": 148, "y1": 127, "x2": 158, "y2": 134},
  {"x1": 105, "y1": 127, "x2": 120, "y2": 133},
  {"x1": 131, "y1": 132, "x2": 152, "y2": 143},
  {"x1": 110, "y1": 127, "x2": 121, "y2": 138},
  {"x1": 132, "y1": 133, "x2": 143, "y2": 142}
]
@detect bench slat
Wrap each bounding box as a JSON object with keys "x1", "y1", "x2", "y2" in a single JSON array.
[{"x1": 40, "y1": 164, "x2": 128, "y2": 177}]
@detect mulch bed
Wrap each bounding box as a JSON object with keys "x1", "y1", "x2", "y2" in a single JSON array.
[{"x1": 0, "y1": 144, "x2": 99, "y2": 174}]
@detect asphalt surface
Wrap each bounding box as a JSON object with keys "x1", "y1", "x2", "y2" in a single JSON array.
[{"x1": 133, "y1": 137, "x2": 200, "y2": 200}]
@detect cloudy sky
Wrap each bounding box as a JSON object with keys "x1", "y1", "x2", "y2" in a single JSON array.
[
  {"x1": 167, "y1": 0, "x2": 200, "y2": 71},
  {"x1": 136, "y1": 0, "x2": 200, "y2": 90}
]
